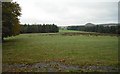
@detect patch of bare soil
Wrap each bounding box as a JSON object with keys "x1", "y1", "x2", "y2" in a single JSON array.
[{"x1": 2, "y1": 62, "x2": 118, "y2": 72}]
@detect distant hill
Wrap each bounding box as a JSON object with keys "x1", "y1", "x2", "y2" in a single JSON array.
[{"x1": 85, "y1": 23, "x2": 95, "y2": 27}]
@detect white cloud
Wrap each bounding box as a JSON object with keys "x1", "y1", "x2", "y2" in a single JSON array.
[{"x1": 13, "y1": 0, "x2": 118, "y2": 26}]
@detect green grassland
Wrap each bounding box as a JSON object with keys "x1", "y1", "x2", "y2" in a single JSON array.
[
  {"x1": 2, "y1": 30, "x2": 118, "y2": 72},
  {"x1": 59, "y1": 30, "x2": 80, "y2": 33}
]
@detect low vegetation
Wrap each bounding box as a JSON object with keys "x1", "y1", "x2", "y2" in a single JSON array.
[{"x1": 3, "y1": 30, "x2": 118, "y2": 72}]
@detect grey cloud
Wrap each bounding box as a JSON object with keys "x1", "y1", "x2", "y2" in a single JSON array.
[{"x1": 14, "y1": 0, "x2": 118, "y2": 26}]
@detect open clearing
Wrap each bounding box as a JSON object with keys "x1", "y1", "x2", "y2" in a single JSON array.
[{"x1": 2, "y1": 30, "x2": 118, "y2": 72}]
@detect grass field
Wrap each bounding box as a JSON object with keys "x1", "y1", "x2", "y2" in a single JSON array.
[
  {"x1": 2, "y1": 30, "x2": 118, "y2": 72},
  {"x1": 59, "y1": 30, "x2": 80, "y2": 33}
]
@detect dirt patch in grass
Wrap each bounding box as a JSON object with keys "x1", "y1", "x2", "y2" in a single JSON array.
[{"x1": 2, "y1": 61, "x2": 118, "y2": 72}]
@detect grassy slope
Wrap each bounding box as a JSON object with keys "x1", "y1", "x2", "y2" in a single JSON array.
[{"x1": 3, "y1": 31, "x2": 118, "y2": 66}]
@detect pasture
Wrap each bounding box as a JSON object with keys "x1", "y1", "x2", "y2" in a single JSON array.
[{"x1": 2, "y1": 30, "x2": 118, "y2": 72}]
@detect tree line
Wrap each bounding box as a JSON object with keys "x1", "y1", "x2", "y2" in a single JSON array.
[
  {"x1": 2, "y1": 1, "x2": 59, "y2": 41},
  {"x1": 67, "y1": 24, "x2": 120, "y2": 34},
  {"x1": 20, "y1": 24, "x2": 59, "y2": 33},
  {"x1": 2, "y1": 1, "x2": 21, "y2": 40}
]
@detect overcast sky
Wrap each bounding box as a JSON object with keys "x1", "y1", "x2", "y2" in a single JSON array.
[{"x1": 13, "y1": 0, "x2": 119, "y2": 26}]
